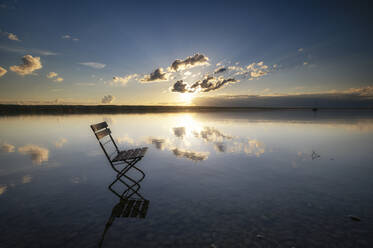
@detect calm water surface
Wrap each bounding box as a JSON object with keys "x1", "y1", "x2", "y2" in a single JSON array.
[{"x1": 0, "y1": 111, "x2": 372, "y2": 247}]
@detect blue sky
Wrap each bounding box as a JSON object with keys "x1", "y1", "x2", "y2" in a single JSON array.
[{"x1": 0, "y1": 0, "x2": 372, "y2": 106}]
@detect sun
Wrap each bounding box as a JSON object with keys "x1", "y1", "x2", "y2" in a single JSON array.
[{"x1": 179, "y1": 93, "x2": 195, "y2": 105}]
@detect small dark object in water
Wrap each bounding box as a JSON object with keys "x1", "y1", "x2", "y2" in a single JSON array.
[
  {"x1": 312, "y1": 108, "x2": 318, "y2": 112},
  {"x1": 348, "y1": 215, "x2": 361, "y2": 222},
  {"x1": 311, "y1": 151, "x2": 320, "y2": 160},
  {"x1": 256, "y1": 234, "x2": 264, "y2": 239}
]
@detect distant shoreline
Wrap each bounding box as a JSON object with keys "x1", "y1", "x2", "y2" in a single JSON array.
[{"x1": 0, "y1": 104, "x2": 372, "y2": 115}]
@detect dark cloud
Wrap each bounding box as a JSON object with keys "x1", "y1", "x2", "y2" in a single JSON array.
[
  {"x1": 193, "y1": 87, "x2": 373, "y2": 108},
  {"x1": 171, "y1": 76, "x2": 237, "y2": 93},
  {"x1": 191, "y1": 76, "x2": 237, "y2": 92},
  {"x1": 171, "y1": 80, "x2": 192, "y2": 93},
  {"x1": 141, "y1": 68, "x2": 168, "y2": 82},
  {"x1": 214, "y1": 67, "x2": 227, "y2": 74},
  {"x1": 101, "y1": 95, "x2": 115, "y2": 104},
  {"x1": 170, "y1": 53, "x2": 209, "y2": 72}
]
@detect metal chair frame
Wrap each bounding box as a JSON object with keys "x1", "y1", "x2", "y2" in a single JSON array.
[{"x1": 90, "y1": 121, "x2": 147, "y2": 199}]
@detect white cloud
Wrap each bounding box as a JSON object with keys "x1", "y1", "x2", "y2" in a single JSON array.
[
  {"x1": 47, "y1": 72, "x2": 63, "y2": 82},
  {"x1": 79, "y1": 62, "x2": 106, "y2": 69},
  {"x1": 101, "y1": 95, "x2": 115, "y2": 104},
  {"x1": 0, "y1": 66, "x2": 7, "y2": 77},
  {"x1": 113, "y1": 73, "x2": 138, "y2": 85},
  {"x1": 47, "y1": 72, "x2": 58, "y2": 78},
  {"x1": 7, "y1": 33, "x2": 20, "y2": 41},
  {"x1": 61, "y1": 34, "x2": 79, "y2": 41},
  {"x1": 10, "y1": 55, "x2": 42, "y2": 75}
]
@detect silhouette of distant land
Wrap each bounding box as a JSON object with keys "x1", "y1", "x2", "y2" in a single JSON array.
[{"x1": 0, "y1": 104, "x2": 371, "y2": 115}]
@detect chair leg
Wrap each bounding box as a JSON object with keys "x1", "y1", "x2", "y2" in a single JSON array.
[{"x1": 108, "y1": 157, "x2": 146, "y2": 200}]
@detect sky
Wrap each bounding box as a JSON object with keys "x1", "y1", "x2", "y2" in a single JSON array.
[{"x1": 0, "y1": 0, "x2": 372, "y2": 107}]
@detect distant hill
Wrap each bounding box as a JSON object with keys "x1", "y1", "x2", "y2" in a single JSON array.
[{"x1": 0, "y1": 104, "x2": 371, "y2": 115}]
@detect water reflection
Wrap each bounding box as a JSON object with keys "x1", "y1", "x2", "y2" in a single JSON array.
[
  {"x1": 54, "y1": 138, "x2": 67, "y2": 148},
  {"x1": 0, "y1": 111, "x2": 372, "y2": 247},
  {"x1": 18, "y1": 145, "x2": 49, "y2": 164},
  {"x1": 171, "y1": 148, "x2": 209, "y2": 161},
  {"x1": 172, "y1": 127, "x2": 186, "y2": 138},
  {"x1": 1, "y1": 143, "x2": 15, "y2": 153}
]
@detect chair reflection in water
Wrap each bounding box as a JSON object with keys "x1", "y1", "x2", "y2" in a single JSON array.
[{"x1": 90, "y1": 121, "x2": 150, "y2": 247}]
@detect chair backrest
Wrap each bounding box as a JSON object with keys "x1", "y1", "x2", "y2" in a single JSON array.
[{"x1": 91, "y1": 121, "x2": 119, "y2": 162}]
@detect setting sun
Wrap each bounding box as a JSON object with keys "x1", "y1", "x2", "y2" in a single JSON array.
[{"x1": 179, "y1": 92, "x2": 195, "y2": 105}]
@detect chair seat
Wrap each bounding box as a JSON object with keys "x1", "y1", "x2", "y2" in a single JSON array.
[{"x1": 112, "y1": 147, "x2": 148, "y2": 162}]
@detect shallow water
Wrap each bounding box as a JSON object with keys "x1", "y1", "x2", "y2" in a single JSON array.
[{"x1": 0, "y1": 110, "x2": 372, "y2": 247}]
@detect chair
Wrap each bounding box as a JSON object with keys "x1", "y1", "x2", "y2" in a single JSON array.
[{"x1": 90, "y1": 121, "x2": 148, "y2": 199}]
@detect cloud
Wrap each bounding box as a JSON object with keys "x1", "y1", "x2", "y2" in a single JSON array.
[
  {"x1": 191, "y1": 76, "x2": 237, "y2": 92},
  {"x1": 214, "y1": 67, "x2": 227, "y2": 74},
  {"x1": 1, "y1": 31, "x2": 20, "y2": 41},
  {"x1": 172, "y1": 127, "x2": 186, "y2": 138},
  {"x1": 79, "y1": 62, "x2": 106, "y2": 69},
  {"x1": 171, "y1": 76, "x2": 238, "y2": 93},
  {"x1": 0, "y1": 45, "x2": 57, "y2": 56},
  {"x1": 1, "y1": 143, "x2": 15, "y2": 152},
  {"x1": 7, "y1": 33, "x2": 20, "y2": 41},
  {"x1": 228, "y1": 61, "x2": 270, "y2": 79},
  {"x1": 101, "y1": 95, "x2": 115, "y2": 104},
  {"x1": 62, "y1": 34, "x2": 79, "y2": 41},
  {"x1": 193, "y1": 86, "x2": 373, "y2": 108},
  {"x1": 54, "y1": 77, "x2": 63, "y2": 82},
  {"x1": 18, "y1": 145, "x2": 49, "y2": 165},
  {"x1": 10, "y1": 55, "x2": 42, "y2": 75},
  {"x1": 47, "y1": 72, "x2": 58, "y2": 78},
  {"x1": 246, "y1": 61, "x2": 269, "y2": 78},
  {"x1": 170, "y1": 53, "x2": 209, "y2": 72},
  {"x1": 141, "y1": 68, "x2": 169, "y2": 82},
  {"x1": 112, "y1": 73, "x2": 138, "y2": 86},
  {"x1": 47, "y1": 72, "x2": 63, "y2": 82},
  {"x1": 171, "y1": 80, "x2": 193, "y2": 93},
  {"x1": 55, "y1": 138, "x2": 67, "y2": 148},
  {"x1": 171, "y1": 148, "x2": 209, "y2": 161},
  {"x1": 0, "y1": 66, "x2": 7, "y2": 77}
]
